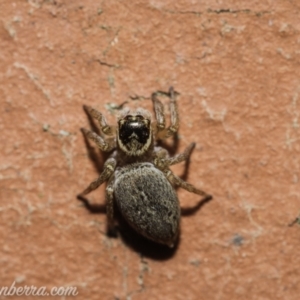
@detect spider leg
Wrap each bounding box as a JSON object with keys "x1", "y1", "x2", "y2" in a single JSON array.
[
  {"x1": 78, "y1": 158, "x2": 116, "y2": 197},
  {"x1": 153, "y1": 143, "x2": 195, "y2": 172},
  {"x1": 152, "y1": 92, "x2": 166, "y2": 132},
  {"x1": 166, "y1": 169, "x2": 212, "y2": 201},
  {"x1": 152, "y1": 146, "x2": 169, "y2": 170},
  {"x1": 81, "y1": 128, "x2": 115, "y2": 152},
  {"x1": 84, "y1": 105, "x2": 114, "y2": 135},
  {"x1": 164, "y1": 86, "x2": 179, "y2": 138},
  {"x1": 166, "y1": 142, "x2": 195, "y2": 166},
  {"x1": 105, "y1": 176, "x2": 116, "y2": 235},
  {"x1": 152, "y1": 87, "x2": 179, "y2": 140}
]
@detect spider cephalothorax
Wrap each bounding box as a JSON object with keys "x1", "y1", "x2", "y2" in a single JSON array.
[
  {"x1": 78, "y1": 87, "x2": 212, "y2": 247},
  {"x1": 117, "y1": 110, "x2": 152, "y2": 156}
]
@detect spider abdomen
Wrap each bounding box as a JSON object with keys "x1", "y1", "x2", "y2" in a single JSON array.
[{"x1": 114, "y1": 163, "x2": 180, "y2": 247}]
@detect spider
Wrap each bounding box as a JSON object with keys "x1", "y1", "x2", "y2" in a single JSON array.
[{"x1": 78, "y1": 87, "x2": 212, "y2": 247}]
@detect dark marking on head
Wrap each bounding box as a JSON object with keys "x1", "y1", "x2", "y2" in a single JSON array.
[{"x1": 118, "y1": 115, "x2": 151, "y2": 156}]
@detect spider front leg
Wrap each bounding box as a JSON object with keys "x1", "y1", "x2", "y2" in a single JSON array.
[
  {"x1": 152, "y1": 87, "x2": 179, "y2": 140},
  {"x1": 81, "y1": 128, "x2": 115, "y2": 152},
  {"x1": 152, "y1": 92, "x2": 166, "y2": 132},
  {"x1": 166, "y1": 86, "x2": 179, "y2": 138},
  {"x1": 84, "y1": 105, "x2": 114, "y2": 135},
  {"x1": 78, "y1": 157, "x2": 116, "y2": 197}
]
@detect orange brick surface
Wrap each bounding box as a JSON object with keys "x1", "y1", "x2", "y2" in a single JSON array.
[{"x1": 0, "y1": 1, "x2": 300, "y2": 299}]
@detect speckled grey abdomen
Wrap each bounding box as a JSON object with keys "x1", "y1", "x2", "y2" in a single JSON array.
[{"x1": 114, "y1": 163, "x2": 180, "y2": 247}]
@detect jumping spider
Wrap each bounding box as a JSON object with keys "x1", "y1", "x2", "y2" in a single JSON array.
[{"x1": 78, "y1": 87, "x2": 212, "y2": 247}]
